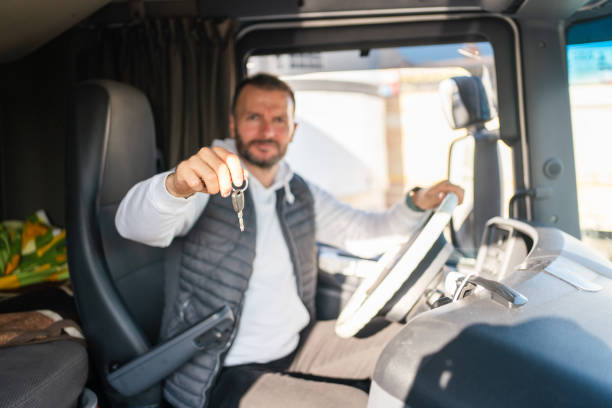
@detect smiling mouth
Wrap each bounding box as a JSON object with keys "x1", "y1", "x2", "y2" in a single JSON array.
[
  {"x1": 249, "y1": 140, "x2": 279, "y2": 151},
  {"x1": 236, "y1": 133, "x2": 285, "y2": 168}
]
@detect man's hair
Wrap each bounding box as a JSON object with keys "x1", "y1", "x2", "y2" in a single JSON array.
[{"x1": 231, "y1": 73, "x2": 296, "y2": 115}]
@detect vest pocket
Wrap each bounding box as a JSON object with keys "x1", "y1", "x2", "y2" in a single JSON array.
[{"x1": 165, "y1": 290, "x2": 196, "y2": 338}]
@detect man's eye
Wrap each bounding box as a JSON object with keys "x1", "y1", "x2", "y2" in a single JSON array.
[
  {"x1": 274, "y1": 117, "x2": 286, "y2": 123},
  {"x1": 247, "y1": 114, "x2": 259, "y2": 120}
]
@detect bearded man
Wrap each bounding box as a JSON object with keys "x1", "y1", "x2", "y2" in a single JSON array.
[{"x1": 116, "y1": 73, "x2": 463, "y2": 408}]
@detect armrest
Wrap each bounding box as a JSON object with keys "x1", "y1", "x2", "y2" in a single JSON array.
[{"x1": 107, "y1": 305, "x2": 234, "y2": 396}]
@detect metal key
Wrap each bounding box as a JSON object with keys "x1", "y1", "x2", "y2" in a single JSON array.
[{"x1": 231, "y1": 178, "x2": 248, "y2": 232}]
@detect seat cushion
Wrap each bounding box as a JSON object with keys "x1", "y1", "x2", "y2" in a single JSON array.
[{"x1": 0, "y1": 340, "x2": 88, "y2": 408}]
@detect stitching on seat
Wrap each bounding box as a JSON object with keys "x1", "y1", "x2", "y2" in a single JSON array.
[{"x1": 10, "y1": 344, "x2": 86, "y2": 408}]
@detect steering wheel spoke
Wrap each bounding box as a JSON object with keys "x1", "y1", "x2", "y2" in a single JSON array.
[{"x1": 335, "y1": 193, "x2": 459, "y2": 338}]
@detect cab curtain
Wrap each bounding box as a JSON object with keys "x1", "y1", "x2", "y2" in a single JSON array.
[{"x1": 75, "y1": 18, "x2": 237, "y2": 169}]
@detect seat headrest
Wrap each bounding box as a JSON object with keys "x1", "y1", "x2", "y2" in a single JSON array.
[
  {"x1": 439, "y1": 76, "x2": 492, "y2": 130},
  {"x1": 73, "y1": 80, "x2": 157, "y2": 207}
]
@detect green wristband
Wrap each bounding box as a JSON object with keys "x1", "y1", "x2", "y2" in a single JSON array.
[{"x1": 406, "y1": 187, "x2": 425, "y2": 212}]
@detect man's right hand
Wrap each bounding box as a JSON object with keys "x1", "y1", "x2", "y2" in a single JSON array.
[{"x1": 165, "y1": 146, "x2": 246, "y2": 198}]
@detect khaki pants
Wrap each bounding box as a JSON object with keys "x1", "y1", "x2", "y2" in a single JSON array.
[{"x1": 209, "y1": 319, "x2": 402, "y2": 408}]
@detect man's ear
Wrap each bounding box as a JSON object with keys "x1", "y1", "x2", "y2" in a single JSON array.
[
  {"x1": 229, "y1": 114, "x2": 236, "y2": 139},
  {"x1": 289, "y1": 122, "x2": 298, "y2": 143}
]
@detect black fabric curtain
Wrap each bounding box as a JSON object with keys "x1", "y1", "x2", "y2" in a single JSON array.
[{"x1": 75, "y1": 18, "x2": 237, "y2": 169}]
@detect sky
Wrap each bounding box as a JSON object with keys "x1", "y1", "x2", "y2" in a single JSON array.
[{"x1": 567, "y1": 40, "x2": 612, "y2": 84}]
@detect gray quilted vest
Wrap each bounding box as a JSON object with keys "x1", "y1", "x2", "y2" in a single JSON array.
[{"x1": 160, "y1": 174, "x2": 317, "y2": 408}]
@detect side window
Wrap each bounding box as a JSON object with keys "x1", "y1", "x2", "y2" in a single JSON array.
[{"x1": 567, "y1": 17, "x2": 612, "y2": 260}]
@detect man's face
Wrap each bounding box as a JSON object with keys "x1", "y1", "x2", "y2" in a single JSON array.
[{"x1": 231, "y1": 85, "x2": 296, "y2": 169}]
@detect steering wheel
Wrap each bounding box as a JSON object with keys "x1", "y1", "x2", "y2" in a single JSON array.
[{"x1": 335, "y1": 193, "x2": 458, "y2": 338}]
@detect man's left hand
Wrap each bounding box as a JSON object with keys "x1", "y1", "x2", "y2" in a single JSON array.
[{"x1": 412, "y1": 180, "x2": 464, "y2": 210}]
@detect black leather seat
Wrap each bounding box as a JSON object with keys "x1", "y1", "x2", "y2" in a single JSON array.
[
  {"x1": 439, "y1": 75, "x2": 502, "y2": 249},
  {"x1": 66, "y1": 80, "x2": 232, "y2": 407},
  {"x1": 0, "y1": 340, "x2": 88, "y2": 408},
  {"x1": 0, "y1": 287, "x2": 88, "y2": 408}
]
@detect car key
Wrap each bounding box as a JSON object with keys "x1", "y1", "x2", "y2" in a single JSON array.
[{"x1": 231, "y1": 178, "x2": 248, "y2": 232}]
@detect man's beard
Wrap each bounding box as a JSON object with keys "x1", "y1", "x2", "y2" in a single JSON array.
[{"x1": 235, "y1": 133, "x2": 286, "y2": 169}]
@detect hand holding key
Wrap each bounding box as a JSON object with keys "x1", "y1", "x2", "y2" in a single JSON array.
[{"x1": 166, "y1": 146, "x2": 246, "y2": 199}]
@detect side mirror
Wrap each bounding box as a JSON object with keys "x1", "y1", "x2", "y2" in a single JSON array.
[{"x1": 439, "y1": 76, "x2": 492, "y2": 130}]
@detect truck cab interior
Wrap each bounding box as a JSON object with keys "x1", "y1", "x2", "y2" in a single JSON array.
[{"x1": 2, "y1": 0, "x2": 612, "y2": 407}]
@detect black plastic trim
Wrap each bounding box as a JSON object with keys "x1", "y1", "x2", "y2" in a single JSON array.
[
  {"x1": 107, "y1": 306, "x2": 234, "y2": 396},
  {"x1": 236, "y1": 16, "x2": 521, "y2": 146}
]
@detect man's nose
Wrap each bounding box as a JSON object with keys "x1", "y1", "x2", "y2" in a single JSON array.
[{"x1": 262, "y1": 120, "x2": 275, "y2": 138}]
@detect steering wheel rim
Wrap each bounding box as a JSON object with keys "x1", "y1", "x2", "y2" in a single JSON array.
[{"x1": 335, "y1": 193, "x2": 458, "y2": 338}]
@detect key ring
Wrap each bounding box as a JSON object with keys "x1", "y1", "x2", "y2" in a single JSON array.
[{"x1": 232, "y1": 177, "x2": 248, "y2": 193}]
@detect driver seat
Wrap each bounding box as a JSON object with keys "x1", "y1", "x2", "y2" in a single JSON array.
[{"x1": 66, "y1": 80, "x2": 232, "y2": 407}]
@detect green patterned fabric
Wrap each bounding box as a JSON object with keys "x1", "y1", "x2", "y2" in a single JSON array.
[{"x1": 0, "y1": 211, "x2": 69, "y2": 290}]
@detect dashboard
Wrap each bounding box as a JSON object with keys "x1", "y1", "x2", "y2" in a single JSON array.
[{"x1": 474, "y1": 217, "x2": 537, "y2": 282}]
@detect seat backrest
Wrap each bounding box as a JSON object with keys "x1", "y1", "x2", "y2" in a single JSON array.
[
  {"x1": 439, "y1": 75, "x2": 502, "y2": 248},
  {"x1": 66, "y1": 80, "x2": 165, "y2": 405}
]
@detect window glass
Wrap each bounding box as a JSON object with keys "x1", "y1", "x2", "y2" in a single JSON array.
[
  {"x1": 248, "y1": 42, "x2": 512, "y2": 248},
  {"x1": 567, "y1": 40, "x2": 612, "y2": 260}
]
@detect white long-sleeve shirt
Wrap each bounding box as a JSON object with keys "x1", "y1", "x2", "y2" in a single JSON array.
[{"x1": 115, "y1": 139, "x2": 428, "y2": 366}]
